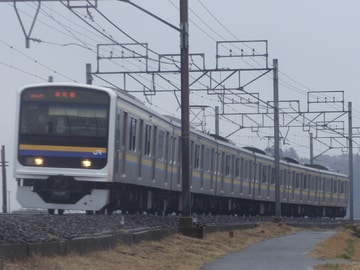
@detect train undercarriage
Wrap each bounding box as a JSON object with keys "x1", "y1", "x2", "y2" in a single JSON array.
[
  {"x1": 19, "y1": 177, "x2": 346, "y2": 219},
  {"x1": 105, "y1": 183, "x2": 346, "y2": 219}
]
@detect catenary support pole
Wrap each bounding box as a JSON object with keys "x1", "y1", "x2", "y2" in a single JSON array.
[
  {"x1": 310, "y1": 132, "x2": 314, "y2": 165},
  {"x1": 1, "y1": 146, "x2": 7, "y2": 213},
  {"x1": 179, "y1": 0, "x2": 192, "y2": 227},
  {"x1": 273, "y1": 59, "x2": 281, "y2": 219},
  {"x1": 348, "y1": 102, "x2": 353, "y2": 223}
]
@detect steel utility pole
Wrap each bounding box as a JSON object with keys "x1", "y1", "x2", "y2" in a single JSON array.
[
  {"x1": 273, "y1": 59, "x2": 281, "y2": 220},
  {"x1": 179, "y1": 0, "x2": 192, "y2": 227},
  {"x1": 348, "y1": 102, "x2": 354, "y2": 223},
  {"x1": 1, "y1": 145, "x2": 7, "y2": 213}
]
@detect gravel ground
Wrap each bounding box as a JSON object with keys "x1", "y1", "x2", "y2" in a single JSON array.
[{"x1": 0, "y1": 213, "x2": 348, "y2": 244}]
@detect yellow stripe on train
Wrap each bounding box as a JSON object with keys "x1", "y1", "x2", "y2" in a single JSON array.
[{"x1": 19, "y1": 144, "x2": 107, "y2": 153}]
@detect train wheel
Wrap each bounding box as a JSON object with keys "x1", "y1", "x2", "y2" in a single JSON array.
[
  {"x1": 106, "y1": 205, "x2": 114, "y2": 215},
  {"x1": 57, "y1": 209, "x2": 64, "y2": 215},
  {"x1": 48, "y1": 209, "x2": 55, "y2": 215}
]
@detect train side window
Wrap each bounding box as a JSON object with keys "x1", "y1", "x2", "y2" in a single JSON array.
[
  {"x1": 283, "y1": 170, "x2": 288, "y2": 186},
  {"x1": 171, "y1": 137, "x2": 177, "y2": 164},
  {"x1": 334, "y1": 180, "x2": 338, "y2": 193},
  {"x1": 194, "y1": 144, "x2": 201, "y2": 169},
  {"x1": 204, "y1": 147, "x2": 211, "y2": 171},
  {"x1": 344, "y1": 181, "x2": 348, "y2": 195},
  {"x1": 271, "y1": 167, "x2": 275, "y2": 184},
  {"x1": 144, "y1": 124, "x2": 152, "y2": 156},
  {"x1": 244, "y1": 160, "x2": 249, "y2": 179},
  {"x1": 235, "y1": 157, "x2": 240, "y2": 178},
  {"x1": 261, "y1": 165, "x2": 268, "y2": 183},
  {"x1": 122, "y1": 112, "x2": 128, "y2": 149},
  {"x1": 225, "y1": 154, "x2": 231, "y2": 176},
  {"x1": 311, "y1": 176, "x2": 316, "y2": 191},
  {"x1": 257, "y1": 163, "x2": 262, "y2": 183},
  {"x1": 326, "y1": 179, "x2": 330, "y2": 192},
  {"x1": 341, "y1": 181, "x2": 345, "y2": 194},
  {"x1": 303, "y1": 174, "x2": 308, "y2": 190},
  {"x1": 129, "y1": 117, "x2": 137, "y2": 152},
  {"x1": 157, "y1": 130, "x2": 165, "y2": 160},
  {"x1": 295, "y1": 173, "x2": 300, "y2": 188}
]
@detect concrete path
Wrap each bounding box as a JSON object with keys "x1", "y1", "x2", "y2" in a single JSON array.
[{"x1": 200, "y1": 230, "x2": 338, "y2": 270}]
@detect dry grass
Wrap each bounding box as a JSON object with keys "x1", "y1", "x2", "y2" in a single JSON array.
[
  {"x1": 5, "y1": 222, "x2": 298, "y2": 270},
  {"x1": 311, "y1": 226, "x2": 360, "y2": 270}
]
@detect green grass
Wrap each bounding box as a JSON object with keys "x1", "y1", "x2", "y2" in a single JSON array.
[{"x1": 337, "y1": 239, "x2": 355, "y2": 260}]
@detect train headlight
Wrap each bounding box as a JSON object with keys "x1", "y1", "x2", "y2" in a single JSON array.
[
  {"x1": 34, "y1": 157, "x2": 44, "y2": 166},
  {"x1": 82, "y1": 159, "x2": 92, "y2": 168}
]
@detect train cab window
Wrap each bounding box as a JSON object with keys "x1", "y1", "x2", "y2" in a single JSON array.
[
  {"x1": 129, "y1": 117, "x2": 137, "y2": 151},
  {"x1": 157, "y1": 130, "x2": 165, "y2": 160},
  {"x1": 144, "y1": 124, "x2": 152, "y2": 156}
]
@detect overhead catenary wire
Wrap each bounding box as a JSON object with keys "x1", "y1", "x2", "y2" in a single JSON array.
[{"x1": 3, "y1": 1, "x2": 358, "y2": 156}]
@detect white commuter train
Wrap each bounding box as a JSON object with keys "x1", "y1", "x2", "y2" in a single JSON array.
[{"x1": 14, "y1": 83, "x2": 349, "y2": 216}]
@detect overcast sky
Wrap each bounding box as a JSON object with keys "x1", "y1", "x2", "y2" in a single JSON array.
[{"x1": 1, "y1": 0, "x2": 360, "y2": 211}]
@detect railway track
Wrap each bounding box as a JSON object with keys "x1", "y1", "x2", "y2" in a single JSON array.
[{"x1": 0, "y1": 213, "x2": 350, "y2": 245}]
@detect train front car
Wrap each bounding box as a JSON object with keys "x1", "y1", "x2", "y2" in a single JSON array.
[{"x1": 14, "y1": 83, "x2": 116, "y2": 214}]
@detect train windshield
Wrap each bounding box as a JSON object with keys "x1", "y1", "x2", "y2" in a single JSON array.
[
  {"x1": 20, "y1": 86, "x2": 109, "y2": 144},
  {"x1": 20, "y1": 102, "x2": 108, "y2": 139},
  {"x1": 18, "y1": 86, "x2": 110, "y2": 169}
]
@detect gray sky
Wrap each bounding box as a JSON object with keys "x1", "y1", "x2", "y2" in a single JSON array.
[{"x1": 1, "y1": 0, "x2": 360, "y2": 210}]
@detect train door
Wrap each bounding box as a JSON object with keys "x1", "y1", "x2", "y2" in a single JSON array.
[
  {"x1": 137, "y1": 120, "x2": 144, "y2": 179},
  {"x1": 210, "y1": 148, "x2": 215, "y2": 192},
  {"x1": 220, "y1": 152, "x2": 225, "y2": 193},
  {"x1": 164, "y1": 131, "x2": 170, "y2": 186},
  {"x1": 151, "y1": 126, "x2": 157, "y2": 181},
  {"x1": 121, "y1": 112, "x2": 128, "y2": 176},
  {"x1": 169, "y1": 135, "x2": 177, "y2": 189},
  {"x1": 114, "y1": 110, "x2": 121, "y2": 176},
  {"x1": 177, "y1": 138, "x2": 182, "y2": 188},
  {"x1": 257, "y1": 162, "x2": 262, "y2": 197},
  {"x1": 291, "y1": 171, "x2": 296, "y2": 201},
  {"x1": 200, "y1": 145, "x2": 205, "y2": 190},
  {"x1": 240, "y1": 157, "x2": 244, "y2": 194},
  {"x1": 231, "y1": 155, "x2": 235, "y2": 194}
]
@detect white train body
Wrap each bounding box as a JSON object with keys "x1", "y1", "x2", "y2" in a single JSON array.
[{"x1": 14, "y1": 83, "x2": 348, "y2": 217}]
